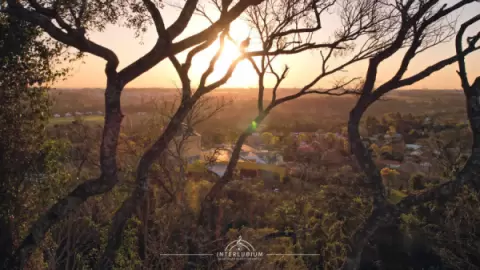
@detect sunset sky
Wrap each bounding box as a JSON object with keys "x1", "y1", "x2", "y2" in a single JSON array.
[{"x1": 56, "y1": 1, "x2": 480, "y2": 90}]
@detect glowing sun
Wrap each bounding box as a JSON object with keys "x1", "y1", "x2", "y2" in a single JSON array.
[{"x1": 190, "y1": 20, "x2": 259, "y2": 88}]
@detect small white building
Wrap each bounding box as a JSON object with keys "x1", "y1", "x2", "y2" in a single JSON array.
[
  {"x1": 406, "y1": 144, "x2": 422, "y2": 151},
  {"x1": 65, "y1": 112, "x2": 72, "y2": 117},
  {"x1": 86, "y1": 112, "x2": 93, "y2": 115},
  {"x1": 242, "y1": 152, "x2": 267, "y2": 164},
  {"x1": 411, "y1": 150, "x2": 423, "y2": 157},
  {"x1": 97, "y1": 111, "x2": 103, "y2": 115},
  {"x1": 53, "y1": 114, "x2": 61, "y2": 118},
  {"x1": 424, "y1": 117, "x2": 432, "y2": 125},
  {"x1": 75, "y1": 111, "x2": 83, "y2": 116},
  {"x1": 388, "y1": 164, "x2": 401, "y2": 169},
  {"x1": 421, "y1": 162, "x2": 432, "y2": 168}
]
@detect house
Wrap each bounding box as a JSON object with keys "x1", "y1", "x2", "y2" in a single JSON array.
[
  {"x1": 242, "y1": 152, "x2": 267, "y2": 164},
  {"x1": 86, "y1": 112, "x2": 93, "y2": 115},
  {"x1": 256, "y1": 151, "x2": 284, "y2": 165},
  {"x1": 410, "y1": 150, "x2": 423, "y2": 157},
  {"x1": 75, "y1": 112, "x2": 83, "y2": 116},
  {"x1": 96, "y1": 111, "x2": 104, "y2": 115},
  {"x1": 53, "y1": 114, "x2": 61, "y2": 118},
  {"x1": 405, "y1": 144, "x2": 422, "y2": 151},
  {"x1": 65, "y1": 112, "x2": 72, "y2": 117},
  {"x1": 197, "y1": 144, "x2": 286, "y2": 181}
]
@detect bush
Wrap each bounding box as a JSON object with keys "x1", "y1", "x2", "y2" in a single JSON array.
[{"x1": 409, "y1": 173, "x2": 425, "y2": 191}]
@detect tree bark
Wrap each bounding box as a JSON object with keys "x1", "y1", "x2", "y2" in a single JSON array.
[
  {"x1": 99, "y1": 99, "x2": 194, "y2": 269},
  {"x1": 198, "y1": 114, "x2": 266, "y2": 230},
  {"x1": 342, "y1": 80, "x2": 480, "y2": 270},
  {"x1": 347, "y1": 98, "x2": 386, "y2": 205},
  {"x1": 5, "y1": 79, "x2": 124, "y2": 270},
  {"x1": 185, "y1": 114, "x2": 266, "y2": 269},
  {"x1": 341, "y1": 95, "x2": 391, "y2": 270},
  {"x1": 0, "y1": 217, "x2": 13, "y2": 269}
]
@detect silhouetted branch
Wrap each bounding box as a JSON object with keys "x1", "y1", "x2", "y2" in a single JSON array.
[
  {"x1": 342, "y1": 2, "x2": 479, "y2": 269},
  {"x1": 198, "y1": 31, "x2": 229, "y2": 89},
  {"x1": 143, "y1": 0, "x2": 168, "y2": 38},
  {"x1": 456, "y1": 14, "x2": 480, "y2": 92}
]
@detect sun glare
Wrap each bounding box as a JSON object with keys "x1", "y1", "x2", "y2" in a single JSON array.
[{"x1": 190, "y1": 20, "x2": 259, "y2": 88}]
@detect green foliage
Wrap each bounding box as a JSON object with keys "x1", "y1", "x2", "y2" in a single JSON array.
[
  {"x1": 380, "y1": 167, "x2": 399, "y2": 195},
  {"x1": 370, "y1": 143, "x2": 380, "y2": 157},
  {"x1": 0, "y1": 14, "x2": 71, "y2": 264},
  {"x1": 400, "y1": 187, "x2": 480, "y2": 269},
  {"x1": 388, "y1": 189, "x2": 407, "y2": 204},
  {"x1": 184, "y1": 180, "x2": 214, "y2": 215},
  {"x1": 387, "y1": 125, "x2": 397, "y2": 136},
  {"x1": 380, "y1": 145, "x2": 393, "y2": 155},
  {"x1": 409, "y1": 173, "x2": 426, "y2": 191},
  {"x1": 365, "y1": 116, "x2": 382, "y2": 136},
  {"x1": 261, "y1": 132, "x2": 274, "y2": 145},
  {"x1": 114, "y1": 217, "x2": 142, "y2": 269}
]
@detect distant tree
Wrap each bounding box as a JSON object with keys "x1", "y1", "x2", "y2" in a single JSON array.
[
  {"x1": 341, "y1": 138, "x2": 350, "y2": 156},
  {"x1": 370, "y1": 143, "x2": 380, "y2": 157},
  {"x1": 365, "y1": 116, "x2": 381, "y2": 136},
  {"x1": 270, "y1": 136, "x2": 281, "y2": 147},
  {"x1": 325, "y1": 132, "x2": 337, "y2": 149},
  {"x1": 387, "y1": 125, "x2": 397, "y2": 136},
  {"x1": 380, "y1": 167, "x2": 399, "y2": 196},
  {"x1": 261, "y1": 132, "x2": 274, "y2": 145},
  {"x1": 409, "y1": 173, "x2": 425, "y2": 191},
  {"x1": 427, "y1": 129, "x2": 471, "y2": 178}
]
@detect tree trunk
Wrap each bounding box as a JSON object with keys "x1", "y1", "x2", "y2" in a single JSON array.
[
  {"x1": 341, "y1": 206, "x2": 392, "y2": 270},
  {"x1": 465, "y1": 79, "x2": 480, "y2": 181},
  {"x1": 5, "y1": 79, "x2": 124, "y2": 270},
  {"x1": 99, "y1": 99, "x2": 193, "y2": 269},
  {"x1": 342, "y1": 98, "x2": 388, "y2": 270},
  {"x1": 187, "y1": 113, "x2": 266, "y2": 269},
  {"x1": 342, "y1": 80, "x2": 480, "y2": 270},
  {"x1": 347, "y1": 104, "x2": 385, "y2": 204},
  {"x1": 0, "y1": 217, "x2": 13, "y2": 269},
  {"x1": 198, "y1": 129, "x2": 252, "y2": 230}
]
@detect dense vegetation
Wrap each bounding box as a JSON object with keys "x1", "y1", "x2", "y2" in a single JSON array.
[
  {"x1": 2, "y1": 0, "x2": 480, "y2": 269},
  {"x1": 5, "y1": 86, "x2": 480, "y2": 269}
]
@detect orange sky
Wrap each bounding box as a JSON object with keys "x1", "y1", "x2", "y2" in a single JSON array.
[{"x1": 56, "y1": 2, "x2": 480, "y2": 90}]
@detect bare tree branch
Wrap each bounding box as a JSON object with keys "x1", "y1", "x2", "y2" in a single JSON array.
[{"x1": 456, "y1": 14, "x2": 480, "y2": 92}]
